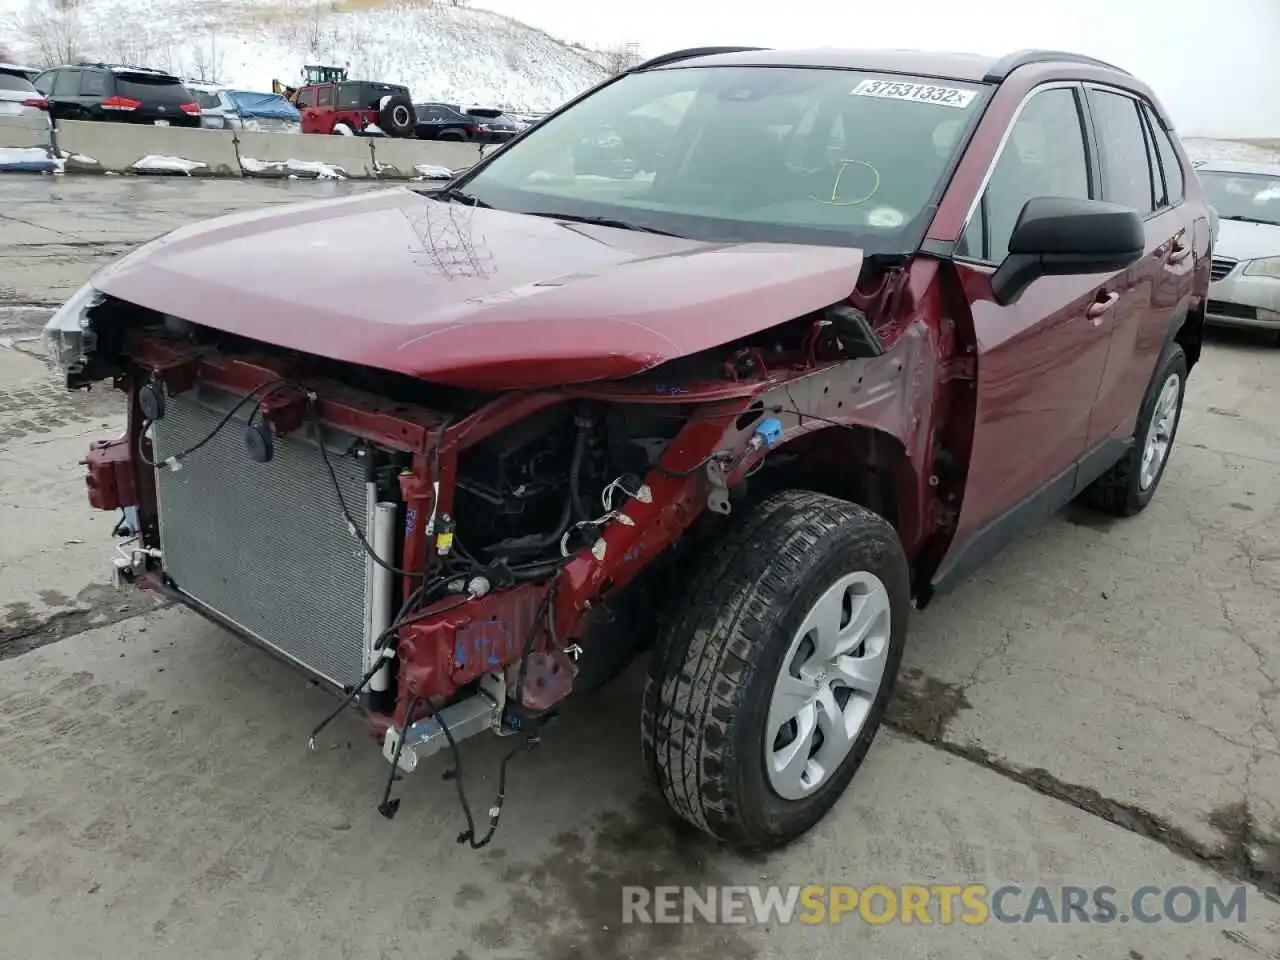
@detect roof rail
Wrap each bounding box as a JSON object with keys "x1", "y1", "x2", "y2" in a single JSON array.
[
  {"x1": 631, "y1": 46, "x2": 770, "y2": 72},
  {"x1": 984, "y1": 49, "x2": 1130, "y2": 82}
]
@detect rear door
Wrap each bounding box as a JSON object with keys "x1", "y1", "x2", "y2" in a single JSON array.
[
  {"x1": 949, "y1": 83, "x2": 1115, "y2": 529},
  {"x1": 1082, "y1": 86, "x2": 1196, "y2": 450}
]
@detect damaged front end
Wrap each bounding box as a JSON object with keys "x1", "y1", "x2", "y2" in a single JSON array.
[{"x1": 50, "y1": 262, "x2": 939, "y2": 829}]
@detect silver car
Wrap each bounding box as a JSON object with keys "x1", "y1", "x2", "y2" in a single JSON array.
[
  {"x1": 1197, "y1": 159, "x2": 1280, "y2": 335},
  {"x1": 0, "y1": 66, "x2": 52, "y2": 125}
]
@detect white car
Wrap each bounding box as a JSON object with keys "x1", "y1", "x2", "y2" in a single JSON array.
[
  {"x1": 0, "y1": 65, "x2": 52, "y2": 126},
  {"x1": 1197, "y1": 160, "x2": 1280, "y2": 337},
  {"x1": 184, "y1": 80, "x2": 301, "y2": 133}
]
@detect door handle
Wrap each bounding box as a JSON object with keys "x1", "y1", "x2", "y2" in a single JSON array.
[
  {"x1": 1086, "y1": 291, "x2": 1120, "y2": 322},
  {"x1": 1167, "y1": 233, "x2": 1191, "y2": 264}
]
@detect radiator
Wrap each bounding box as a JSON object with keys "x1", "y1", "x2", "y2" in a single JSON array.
[{"x1": 151, "y1": 386, "x2": 374, "y2": 689}]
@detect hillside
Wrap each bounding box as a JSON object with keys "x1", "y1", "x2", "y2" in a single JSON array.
[{"x1": 0, "y1": 0, "x2": 609, "y2": 112}]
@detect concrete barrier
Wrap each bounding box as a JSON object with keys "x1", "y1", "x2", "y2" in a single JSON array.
[
  {"x1": 236, "y1": 130, "x2": 376, "y2": 179},
  {"x1": 54, "y1": 120, "x2": 241, "y2": 176},
  {"x1": 0, "y1": 118, "x2": 487, "y2": 180},
  {"x1": 370, "y1": 138, "x2": 483, "y2": 179},
  {"x1": 0, "y1": 115, "x2": 53, "y2": 149}
]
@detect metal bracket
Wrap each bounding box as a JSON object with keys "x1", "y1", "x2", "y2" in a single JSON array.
[
  {"x1": 705, "y1": 457, "x2": 731, "y2": 515},
  {"x1": 381, "y1": 672, "x2": 505, "y2": 774}
]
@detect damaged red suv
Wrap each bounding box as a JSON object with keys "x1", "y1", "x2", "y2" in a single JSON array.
[{"x1": 45, "y1": 46, "x2": 1209, "y2": 848}]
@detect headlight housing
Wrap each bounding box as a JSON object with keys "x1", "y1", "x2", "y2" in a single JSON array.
[
  {"x1": 41, "y1": 282, "x2": 102, "y2": 376},
  {"x1": 1243, "y1": 256, "x2": 1280, "y2": 279}
]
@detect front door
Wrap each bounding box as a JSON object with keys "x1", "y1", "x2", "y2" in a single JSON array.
[{"x1": 949, "y1": 84, "x2": 1115, "y2": 533}]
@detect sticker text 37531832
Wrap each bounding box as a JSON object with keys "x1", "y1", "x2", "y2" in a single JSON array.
[{"x1": 851, "y1": 78, "x2": 977, "y2": 109}]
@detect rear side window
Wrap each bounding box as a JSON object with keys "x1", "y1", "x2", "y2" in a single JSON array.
[
  {"x1": 960, "y1": 86, "x2": 1091, "y2": 263},
  {"x1": 0, "y1": 74, "x2": 36, "y2": 92},
  {"x1": 316, "y1": 85, "x2": 334, "y2": 107},
  {"x1": 80, "y1": 71, "x2": 106, "y2": 97},
  {"x1": 1089, "y1": 89, "x2": 1156, "y2": 215},
  {"x1": 33, "y1": 71, "x2": 53, "y2": 94},
  {"x1": 297, "y1": 87, "x2": 315, "y2": 107},
  {"x1": 115, "y1": 74, "x2": 191, "y2": 104},
  {"x1": 1145, "y1": 107, "x2": 1185, "y2": 204},
  {"x1": 52, "y1": 70, "x2": 80, "y2": 96}
]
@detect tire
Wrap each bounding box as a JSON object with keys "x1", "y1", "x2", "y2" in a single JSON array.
[
  {"x1": 1081, "y1": 342, "x2": 1188, "y2": 517},
  {"x1": 642, "y1": 490, "x2": 910, "y2": 849},
  {"x1": 438, "y1": 128, "x2": 466, "y2": 142},
  {"x1": 377, "y1": 96, "x2": 416, "y2": 138}
]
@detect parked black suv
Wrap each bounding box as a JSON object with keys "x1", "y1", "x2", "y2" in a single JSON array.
[
  {"x1": 412, "y1": 102, "x2": 521, "y2": 142},
  {"x1": 33, "y1": 63, "x2": 200, "y2": 126}
]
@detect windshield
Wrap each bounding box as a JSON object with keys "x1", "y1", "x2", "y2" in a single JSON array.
[
  {"x1": 116, "y1": 74, "x2": 190, "y2": 104},
  {"x1": 452, "y1": 66, "x2": 988, "y2": 252},
  {"x1": 1199, "y1": 170, "x2": 1280, "y2": 227}
]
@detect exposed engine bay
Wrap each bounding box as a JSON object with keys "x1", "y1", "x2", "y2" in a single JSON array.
[{"x1": 51, "y1": 259, "x2": 938, "y2": 840}]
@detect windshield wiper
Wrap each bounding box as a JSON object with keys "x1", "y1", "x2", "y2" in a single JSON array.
[
  {"x1": 1220, "y1": 214, "x2": 1277, "y2": 226},
  {"x1": 434, "y1": 187, "x2": 492, "y2": 208},
  {"x1": 522, "y1": 211, "x2": 681, "y2": 237}
]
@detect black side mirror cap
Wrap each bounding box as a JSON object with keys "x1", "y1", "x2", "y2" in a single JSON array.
[{"x1": 991, "y1": 196, "x2": 1145, "y2": 305}]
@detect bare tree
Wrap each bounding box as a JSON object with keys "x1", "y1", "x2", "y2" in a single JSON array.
[
  {"x1": 602, "y1": 43, "x2": 641, "y2": 75},
  {"x1": 189, "y1": 30, "x2": 224, "y2": 82},
  {"x1": 17, "y1": 0, "x2": 85, "y2": 67}
]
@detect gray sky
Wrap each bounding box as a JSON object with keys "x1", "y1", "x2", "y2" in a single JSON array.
[{"x1": 477, "y1": 0, "x2": 1279, "y2": 138}]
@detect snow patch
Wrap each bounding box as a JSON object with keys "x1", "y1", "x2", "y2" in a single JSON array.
[
  {"x1": 241, "y1": 157, "x2": 347, "y2": 180},
  {"x1": 0, "y1": 0, "x2": 606, "y2": 115},
  {"x1": 379, "y1": 95, "x2": 393, "y2": 110},
  {"x1": 414, "y1": 164, "x2": 453, "y2": 180},
  {"x1": 131, "y1": 155, "x2": 207, "y2": 175},
  {"x1": 333, "y1": 123, "x2": 355, "y2": 137},
  {"x1": 364, "y1": 123, "x2": 385, "y2": 136}
]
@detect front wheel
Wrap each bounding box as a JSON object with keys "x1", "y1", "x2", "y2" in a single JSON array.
[{"x1": 642, "y1": 491, "x2": 910, "y2": 849}]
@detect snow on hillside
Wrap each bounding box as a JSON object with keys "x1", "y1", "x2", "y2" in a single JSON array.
[{"x1": 0, "y1": 0, "x2": 608, "y2": 112}]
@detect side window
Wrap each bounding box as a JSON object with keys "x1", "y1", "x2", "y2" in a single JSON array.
[
  {"x1": 52, "y1": 70, "x2": 81, "y2": 97},
  {"x1": 1089, "y1": 89, "x2": 1156, "y2": 215},
  {"x1": 1140, "y1": 110, "x2": 1167, "y2": 209},
  {"x1": 80, "y1": 70, "x2": 106, "y2": 98},
  {"x1": 296, "y1": 87, "x2": 314, "y2": 108},
  {"x1": 1146, "y1": 108, "x2": 1185, "y2": 204},
  {"x1": 967, "y1": 86, "x2": 1091, "y2": 263},
  {"x1": 33, "y1": 71, "x2": 54, "y2": 95},
  {"x1": 316, "y1": 85, "x2": 334, "y2": 108}
]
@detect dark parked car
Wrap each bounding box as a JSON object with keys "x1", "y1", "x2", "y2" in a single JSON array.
[
  {"x1": 413, "y1": 102, "x2": 521, "y2": 142},
  {"x1": 48, "y1": 46, "x2": 1207, "y2": 851},
  {"x1": 32, "y1": 63, "x2": 200, "y2": 127}
]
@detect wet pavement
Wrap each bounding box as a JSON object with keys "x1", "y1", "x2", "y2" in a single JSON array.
[{"x1": 0, "y1": 171, "x2": 1278, "y2": 960}]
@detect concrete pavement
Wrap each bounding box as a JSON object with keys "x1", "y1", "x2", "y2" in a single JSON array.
[{"x1": 0, "y1": 172, "x2": 1278, "y2": 960}]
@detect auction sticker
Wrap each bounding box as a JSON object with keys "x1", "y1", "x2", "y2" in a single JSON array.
[
  {"x1": 852, "y1": 78, "x2": 976, "y2": 109},
  {"x1": 867, "y1": 206, "x2": 906, "y2": 228}
]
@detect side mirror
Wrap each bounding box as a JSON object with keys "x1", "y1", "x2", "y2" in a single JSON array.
[{"x1": 991, "y1": 197, "x2": 1145, "y2": 305}]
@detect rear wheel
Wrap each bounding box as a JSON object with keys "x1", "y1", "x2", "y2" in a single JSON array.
[
  {"x1": 438, "y1": 128, "x2": 467, "y2": 141},
  {"x1": 642, "y1": 491, "x2": 910, "y2": 849},
  {"x1": 1082, "y1": 342, "x2": 1187, "y2": 516}
]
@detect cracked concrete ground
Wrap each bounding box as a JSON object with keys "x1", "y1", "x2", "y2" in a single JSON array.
[{"x1": 1, "y1": 171, "x2": 1279, "y2": 959}]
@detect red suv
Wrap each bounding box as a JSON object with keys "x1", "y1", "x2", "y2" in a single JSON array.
[
  {"x1": 48, "y1": 46, "x2": 1208, "y2": 850},
  {"x1": 296, "y1": 79, "x2": 416, "y2": 136}
]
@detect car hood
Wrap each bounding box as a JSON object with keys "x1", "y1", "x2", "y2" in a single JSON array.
[
  {"x1": 1213, "y1": 217, "x2": 1280, "y2": 263},
  {"x1": 90, "y1": 188, "x2": 865, "y2": 390}
]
